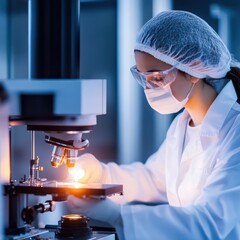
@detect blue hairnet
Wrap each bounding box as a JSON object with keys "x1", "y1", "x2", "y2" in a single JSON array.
[{"x1": 135, "y1": 10, "x2": 237, "y2": 79}]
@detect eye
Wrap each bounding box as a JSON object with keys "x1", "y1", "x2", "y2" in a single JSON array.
[
  {"x1": 153, "y1": 75, "x2": 164, "y2": 82},
  {"x1": 148, "y1": 73, "x2": 164, "y2": 82}
]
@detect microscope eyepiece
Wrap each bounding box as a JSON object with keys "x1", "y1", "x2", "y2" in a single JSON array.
[
  {"x1": 45, "y1": 131, "x2": 89, "y2": 168},
  {"x1": 65, "y1": 149, "x2": 78, "y2": 168},
  {"x1": 50, "y1": 146, "x2": 65, "y2": 168},
  {"x1": 50, "y1": 146, "x2": 79, "y2": 168}
]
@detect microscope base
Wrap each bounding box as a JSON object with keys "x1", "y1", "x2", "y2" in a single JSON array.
[{"x1": 5, "y1": 228, "x2": 115, "y2": 240}]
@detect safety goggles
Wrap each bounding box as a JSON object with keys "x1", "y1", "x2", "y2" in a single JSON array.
[{"x1": 130, "y1": 65, "x2": 178, "y2": 89}]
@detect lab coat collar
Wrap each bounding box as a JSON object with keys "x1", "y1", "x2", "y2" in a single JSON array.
[
  {"x1": 181, "y1": 80, "x2": 237, "y2": 150},
  {"x1": 165, "y1": 81, "x2": 237, "y2": 206}
]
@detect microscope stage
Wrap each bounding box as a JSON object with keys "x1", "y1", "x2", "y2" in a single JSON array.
[{"x1": 4, "y1": 182, "x2": 123, "y2": 199}]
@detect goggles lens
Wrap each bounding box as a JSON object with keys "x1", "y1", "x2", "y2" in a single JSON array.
[{"x1": 130, "y1": 65, "x2": 178, "y2": 89}]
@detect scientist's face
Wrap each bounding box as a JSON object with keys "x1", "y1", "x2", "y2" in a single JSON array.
[{"x1": 134, "y1": 51, "x2": 194, "y2": 102}]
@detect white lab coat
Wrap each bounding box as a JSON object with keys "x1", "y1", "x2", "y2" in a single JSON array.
[{"x1": 107, "y1": 81, "x2": 240, "y2": 239}]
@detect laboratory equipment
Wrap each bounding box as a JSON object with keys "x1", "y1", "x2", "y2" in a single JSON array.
[{"x1": 0, "y1": 79, "x2": 122, "y2": 240}]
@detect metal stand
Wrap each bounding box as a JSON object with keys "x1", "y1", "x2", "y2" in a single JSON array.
[{"x1": 27, "y1": 130, "x2": 43, "y2": 185}]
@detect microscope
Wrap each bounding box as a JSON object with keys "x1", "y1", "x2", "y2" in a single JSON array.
[{"x1": 0, "y1": 79, "x2": 122, "y2": 240}]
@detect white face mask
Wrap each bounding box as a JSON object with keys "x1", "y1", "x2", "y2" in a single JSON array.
[{"x1": 144, "y1": 84, "x2": 194, "y2": 114}]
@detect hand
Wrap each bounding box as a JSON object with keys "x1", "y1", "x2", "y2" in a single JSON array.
[
  {"x1": 67, "y1": 195, "x2": 122, "y2": 228},
  {"x1": 68, "y1": 153, "x2": 108, "y2": 183}
]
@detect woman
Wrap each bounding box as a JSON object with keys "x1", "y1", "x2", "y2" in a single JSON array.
[{"x1": 67, "y1": 10, "x2": 240, "y2": 239}]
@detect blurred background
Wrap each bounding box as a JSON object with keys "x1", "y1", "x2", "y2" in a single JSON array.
[{"x1": 0, "y1": 0, "x2": 240, "y2": 181}]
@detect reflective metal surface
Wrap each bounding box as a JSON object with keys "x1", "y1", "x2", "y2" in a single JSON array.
[{"x1": 5, "y1": 181, "x2": 123, "y2": 200}]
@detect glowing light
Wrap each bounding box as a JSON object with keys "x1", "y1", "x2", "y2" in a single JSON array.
[
  {"x1": 73, "y1": 182, "x2": 82, "y2": 188},
  {"x1": 68, "y1": 166, "x2": 85, "y2": 182},
  {"x1": 63, "y1": 214, "x2": 82, "y2": 220},
  {"x1": 55, "y1": 181, "x2": 84, "y2": 188}
]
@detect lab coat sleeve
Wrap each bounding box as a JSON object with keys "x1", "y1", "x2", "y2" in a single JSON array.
[
  {"x1": 106, "y1": 141, "x2": 168, "y2": 204},
  {"x1": 121, "y1": 134, "x2": 240, "y2": 239},
  {"x1": 105, "y1": 114, "x2": 180, "y2": 204}
]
